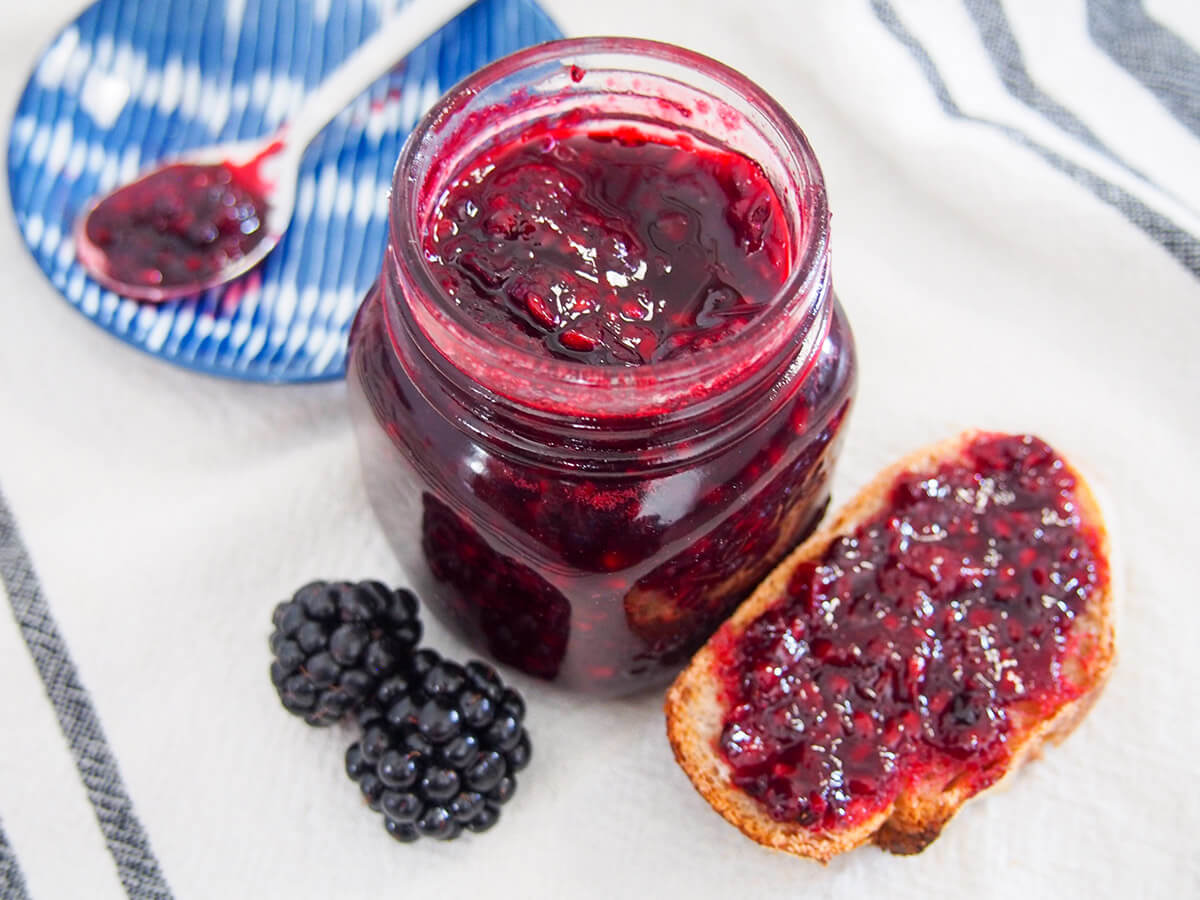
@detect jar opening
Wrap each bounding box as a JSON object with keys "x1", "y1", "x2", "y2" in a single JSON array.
[{"x1": 386, "y1": 37, "x2": 831, "y2": 418}]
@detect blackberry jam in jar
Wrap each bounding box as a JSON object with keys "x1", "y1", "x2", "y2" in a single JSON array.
[{"x1": 348, "y1": 38, "x2": 857, "y2": 694}]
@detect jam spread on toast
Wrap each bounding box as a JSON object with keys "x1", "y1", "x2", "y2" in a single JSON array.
[{"x1": 715, "y1": 433, "x2": 1107, "y2": 830}]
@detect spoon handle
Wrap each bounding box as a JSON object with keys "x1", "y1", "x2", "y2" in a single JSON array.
[{"x1": 281, "y1": 0, "x2": 481, "y2": 157}]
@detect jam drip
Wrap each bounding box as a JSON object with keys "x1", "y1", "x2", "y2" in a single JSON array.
[
  {"x1": 84, "y1": 163, "x2": 267, "y2": 290},
  {"x1": 716, "y1": 433, "x2": 1107, "y2": 831},
  {"x1": 423, "y1": 125, "x2": 790, "y2": 366}
]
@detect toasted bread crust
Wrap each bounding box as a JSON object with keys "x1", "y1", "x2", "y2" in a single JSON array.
[{"x1": 665, "y1": 431, "x2": 1115, "y2": 863}]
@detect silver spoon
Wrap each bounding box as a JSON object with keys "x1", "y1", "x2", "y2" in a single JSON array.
[{"x1": 75, "y1": 0, "x2": 477, "y2": 302}]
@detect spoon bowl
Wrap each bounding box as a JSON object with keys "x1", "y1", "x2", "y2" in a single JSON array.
[
  {"x1": 74, "y1": 0, "x2": 476, "y2": 301},
  {"x1": 73, "y1": 137, "x2": 298, "y2": 301}
]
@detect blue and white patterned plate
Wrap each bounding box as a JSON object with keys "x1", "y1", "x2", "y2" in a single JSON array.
[{"x1": 8, "y1": 0, "x2": 562, "y2": 382}]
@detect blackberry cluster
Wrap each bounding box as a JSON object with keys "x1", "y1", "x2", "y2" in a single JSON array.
[
  {"x1": 346, "y1": 649, "x2": 531, "y2": 842},
  {"x1": 268, "y1": 581, "x2": 531, "y2": 843},
  {"x1": 269, "y1": 581, "x2": 421, "y2": 726}
]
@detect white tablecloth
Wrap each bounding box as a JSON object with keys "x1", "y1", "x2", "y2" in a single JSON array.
[{"x1": 2, "y1": 1, "x2": 1198, "y2": 897}]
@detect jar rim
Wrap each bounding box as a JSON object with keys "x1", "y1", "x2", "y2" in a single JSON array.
[{"x1": 387, "y1": 36, "x2": 831, "y2": 416}]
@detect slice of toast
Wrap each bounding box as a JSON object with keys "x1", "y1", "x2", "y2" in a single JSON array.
[{"x1": 665, "y1": 430, "x2": 1115, "y2": 862}]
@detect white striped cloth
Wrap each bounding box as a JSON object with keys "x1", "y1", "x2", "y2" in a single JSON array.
[{"x1": 2, "y1": 1, "x2": 1198, "y2": 898}]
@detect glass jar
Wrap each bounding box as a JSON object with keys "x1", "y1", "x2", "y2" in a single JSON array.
[{"x1": 347, "y1": 37, "x2": 857, "y2": 695}]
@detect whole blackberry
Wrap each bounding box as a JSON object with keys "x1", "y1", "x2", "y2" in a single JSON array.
[
  {"x1": 269, "y1": 581, "x2": 422, "y2": 726},
  {"x1": 346, "y1": 650, "x2": 531, "y2": 842}
]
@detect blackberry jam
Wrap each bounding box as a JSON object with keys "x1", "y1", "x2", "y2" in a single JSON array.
[
  {"x1": 714, "y1": 433, "x2": 1108, "y2": 830},
  {"x1": 80, "y1": 162, "x2": 267, "y2": 291},
  {"x1": 424, "y1": 123, "x2": 791, "y2": 366},
  {"x1": 348, "y1": 39, "x2": 857, "y2": 694}
]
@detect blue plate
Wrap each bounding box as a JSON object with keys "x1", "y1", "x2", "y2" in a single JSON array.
[{"x1": 8, "y1": 0, "x2": 562, "y2": 382}]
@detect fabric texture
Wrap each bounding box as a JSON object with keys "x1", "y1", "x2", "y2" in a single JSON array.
[
  {"x1": 0, "y1": 490, "x2": 172, "y2": 899},
  {"x1": 0, "y1": 815, "x2": 32, "y2": 900},
  {"x1": 1, "y1": 1, "x2": 1198, "y2": 898}
]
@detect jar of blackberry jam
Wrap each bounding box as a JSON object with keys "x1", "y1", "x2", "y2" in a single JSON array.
[{"x1": 348, "y1": 38, "x2": 856, "y2": 695}]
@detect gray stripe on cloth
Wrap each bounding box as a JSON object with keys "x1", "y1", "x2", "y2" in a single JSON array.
[
  {"x1": 964, "y1": 0, "x2": 1155, "y2": 185},
  {"x1": 870, "y1": 0, "x2": 1200, "y2": 280},
  {"x1": 0, "y1": 814, "x2": 32, "y2": 900},
  {"x1": 0, "y1": 488, "x2": 174, "y2": 900},
  {"x1": 1087, "y1": 0, "x2": 1200, "y2": 140}
]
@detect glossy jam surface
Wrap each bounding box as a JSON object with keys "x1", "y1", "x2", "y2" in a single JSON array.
[
  {"x1": 84, "y1": 163, "x2": 267, "y2": 289},
  {"x1": 423, "y1": 125, "x2": 790, "y2": 365},
  {"x1": 716, "y1": 434, "x2": 1107, "y2": 830}
]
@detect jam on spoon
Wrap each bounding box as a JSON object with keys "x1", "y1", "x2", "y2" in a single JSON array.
[
  {"x1": 72, "y1": 0, "x2": 478, "y2": 301},
  {"x1": 80, "y1": 162, "x2": 268, "y2": 292}
]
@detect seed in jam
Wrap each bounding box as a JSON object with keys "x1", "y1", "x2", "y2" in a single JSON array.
[
  {"x1": 715, "y1": 433, "x2": 1107, "y2": 831},
  {"x1": 83, "y1": 162, "x2": 268, "y2": 290},
  {"x1": 423, "y1": 124, "x2": 791, "y2": 366}
]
